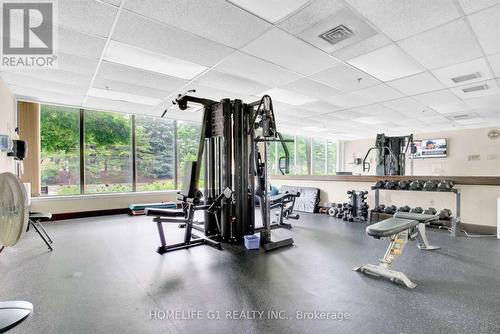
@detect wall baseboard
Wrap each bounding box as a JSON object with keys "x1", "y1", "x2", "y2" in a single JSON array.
[{"x1": 50, "y1": 208, "x2": 129, "y2": 221}]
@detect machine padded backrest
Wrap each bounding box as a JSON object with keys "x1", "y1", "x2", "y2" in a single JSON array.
[
  {"x1": 180, "y1": 161, "x2": 197, "y2": 199},
  {"x1": 280, "y1": 185, "x2": 319, "y2": 213}
]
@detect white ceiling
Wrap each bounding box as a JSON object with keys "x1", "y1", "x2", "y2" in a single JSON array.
[{"x1": 2, "y1": 0, "x2": 500, "y2": 141}]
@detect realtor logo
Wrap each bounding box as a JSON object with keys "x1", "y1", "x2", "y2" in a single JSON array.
[{"x1": 1, "y1": 0, "x2": 58, "y2": 68}]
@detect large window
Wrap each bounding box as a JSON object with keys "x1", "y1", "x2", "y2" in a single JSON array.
[
  {"x1": 176, "y1": 121, "x2": 202, "y2": 189},
  {"x1": 40, "y1": 105, "x2": 80, "y2": 196},
  {"x1": 294, "y1": 136, "x2": 311, "y2": 175},
  {"x1": 84, "y1": 110, "x2": 133, "y2": 193},
  {"x1": 312, "y1": 138, "x2": 327, "y2": 175},
  {"x1": 326, "y1": 140, "x2": 337, "y2": 174},
  {"x1": 136, "y1": 116, "x2": 175, "y2": 191}
]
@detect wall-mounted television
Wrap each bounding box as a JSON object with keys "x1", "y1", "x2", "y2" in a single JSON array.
[{"x1": 413, "y1": 138, "x2": 447, "y2": 158}]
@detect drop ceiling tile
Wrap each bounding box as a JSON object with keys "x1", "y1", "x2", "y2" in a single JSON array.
[
  {"x1": 464, "y1": 92, "x2": 500, "y2": 109},
  {"x1": 280, "y1": 78, "x2": 341, "y2": 100},
  {"x1": 56, "y1": 53, "x2": 99, "y2": 75},
  {"x1": 98, "y1": 61, "x2": 187, "y2": 91},
  {"x1": 325, "y1": 109, "x2": 365, "y2": 120},
  {"x1": 488, "y1": 53, "x2": 500, "y2": 77},
  {"x1": 241, "y1": 28, "x2": 339, "y2": 75},
  {"x1": 102, "y1": 0, "x2": 121, "y2": 6},
  {"x1": 282, "y1": 108, "x2": 316, "y2": 119},
  {"x1": 298, "y1": 101, "x2": 342, "y2": 114},
  {"x1": 296, "y1": 6, "x2": 377, "y2": 54},
  {"x1": 227, "y1": 0, "x2": 310, "y2": 23},
  {"x1": 215, "y1": 51, "x2": 300, "y2": 87},
  {"x1": 112, "y1": 11, "x2": 234, "y2": 67},
  {"x1": 354, "y1": 84, "x2": 404, "y2": 102},
  {"x1": 8, "y1": 84, "x2": 85, "y2": 106},
  {"x1": 58, "y1": 27, "x2": 107, "y2": 59},
  {"x1": 2, "y1": 72, "x2": 88, "y2": 96},
  {"x1": 93, "y1": 77, "x2": 170, "y2": 99},
  {"x1": 194, "y1": 71, "x2": 269, "y2": 96},
  {"x1": 278, "y1": 0, "x2": 344, "y2": 35},
  {"x1": 331, "y1": 34, "x2": 392, "y2": 61},
  {"x1": 271, "y1": 100, "x2": 295, "y2": 113},
  {"x1": 310, "y1": 63, "x2": 380, "y2": 92},
  {"x1": 451, "y1": 79, "x2": 500, "y2": 99},
  {"x1": 353, "y1": 104, "x2": 402, "y2": 119},
  {"x1": 84, "y1": 96, "x2": 152, "y2": 114},
  {"x1": 6, "y1": 68, "x2": 92, "y2": 88},
  {"x1": 325, "y1": 92, "x2": 374, "y2": 107},
  {"x1": 345, "y1": 0, "x2": 461, "y2": 40},
  {"x1": 348, "y1": 44, "x2": 424, "y2": 81},
  {"x1": 432, "y1": 58, "x2": 493, "y2": 87},
  {"x1": 387, "y1": 72, "x2": 445, "y2": 95},
  {"x1": 383, "y1": 97, "x2": 434, "y2": 117},
  {"x1": 261, "y1": 87, "x2": 316, "y2": 105},
  {"x1": 414, "y1": 89, "x2": 469, "y2": 114},
  {"x1": 59, "y1": 0, "x2": 118, "y2": 37},
  {"x1": 469, "y1": 5, "x2": 500, "y2": 55},
  {"x1": 354, "y1": 116, "x2": 385, "y2": 125},
  {"x1": 398, "y1": 19, "x2": 484, "y2": 69},
  {"x1": 123, "y1": 0, "x2": 271, "y2": 48},
  {"x1": 459, "y1": 0, "x2": 500, "y2": 13}
]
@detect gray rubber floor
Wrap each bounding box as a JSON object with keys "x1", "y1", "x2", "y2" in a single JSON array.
[{"x1": 1, "y1": 212, "x2": 499, "y2": 334}]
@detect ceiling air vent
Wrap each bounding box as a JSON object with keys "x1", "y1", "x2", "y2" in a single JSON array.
[
  {"x1": 462, "y1": 84, "x2": 488, "y2": 93},
  {"x1": 319, "y1": 24, "x2": 354, "y2": 45},
  {"x1": 451, "y1": 72, "x2": 481, "y2": 83}
]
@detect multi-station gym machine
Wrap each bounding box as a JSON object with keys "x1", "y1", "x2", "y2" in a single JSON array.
[
  {"x1": 362, "y1": 133, "x2": 415, "y2": 176},
  {"x1": 146, "y1": 93, "x2": 298, "y2": 253}
]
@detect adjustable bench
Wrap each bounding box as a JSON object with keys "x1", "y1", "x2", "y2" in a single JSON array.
[
  {"x1": 353, "y1": 212, "x2": 440, "y2": 289},
  {"x1": 269, "y1": 191, "x2": 300, "y2": 228}
]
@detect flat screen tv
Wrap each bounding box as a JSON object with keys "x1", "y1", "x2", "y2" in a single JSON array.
[{"x1": 413, "y1": 138, "x2": 447, "y2": 158}]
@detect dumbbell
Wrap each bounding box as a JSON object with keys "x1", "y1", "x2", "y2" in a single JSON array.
[
  {"x1": 398, "y1": 180, "x2": 411, "y2": 190},
  {"x1": 439, "y1": 209, "x2": 453, "y2": 220},
  {"x1": 437, "y1": 180, "x2": 454, "y2": 191},
  {"x1": 397, "y1": 205, "x2": 411, "y2": 212},
  {"x1": 409, "y1": 180, "x2": 424, "y2": 190},
  {"x1": 410, "y1": 207, "x2": 424, "y2": 214},
  {"x1": 373, "y1": 204, "x2": 386, "y2": 213},
  {"x1": 384, "y1": 180, "x2": 398, "y2": 189},
  {"x1": 374, "y1": 180, "x2": 386, "y2": 189},
  {"x1": 383, "y1": 205, "x2": 397, "y2": 214},
  {"x1": 424, "y1": 207, "x2": 437, "y2": 215},
  {"x1": 328, "y1": 207, "x2": 339, "y2": 216},
  {"x1": 423, "y1": 180, "x2": 438, "y2": 191}
]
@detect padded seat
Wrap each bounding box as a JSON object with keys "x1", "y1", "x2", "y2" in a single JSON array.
[
  {"x1": 145, "y1": 208, "x2": 185, "y2": 217},
  {"x1": 269, "y1": 193, "x2": 288, "y2": 205},
  {"x1": 366, "y1": 218, "x2": 419, "y2": 238},
  {"x1": 394, "y1": 212, "x2": 439, "y2": 222},
  {"x1": 29, "y1": 212, "x2": 52, "y2": 220}
]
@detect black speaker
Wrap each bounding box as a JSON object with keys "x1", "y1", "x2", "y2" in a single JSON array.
[{"x1": 7, "y1": 140, "x2": 27, "y2": 160}]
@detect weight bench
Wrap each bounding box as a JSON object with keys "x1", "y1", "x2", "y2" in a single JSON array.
[
  {"x1": 27, "y1": 212, "x2": 53, "y2": 251},
  {"x1": 353, "y1": 212, "x2": 440, "y2": 289},
  {"x1": 269, "y1": 191, "x2": 300, "y2": 229}
]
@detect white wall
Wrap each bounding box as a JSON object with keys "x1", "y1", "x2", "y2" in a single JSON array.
[
  {"x1": 0, "y1": 78, "x2": 17, "y2": 173},
  {"x1": 343, "y1": 127, "x2": 500, "y2": 176}
]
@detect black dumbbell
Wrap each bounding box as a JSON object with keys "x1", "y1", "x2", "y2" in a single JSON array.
[
  {"x1": 385, "y1": 180, "x2": 398, "y2": 189},
  {"x1": 397, "y1": 205, "x2": 411, "y2": 212},
  {"x1": 409, "y1": 180, "x2": 424, "y2": 190},
  {"x1": 374, "y1": 180, "x2": 386, "y2": 189},
  {"x1": 439, "y1": 209, "x2": 452, "y2": 220},
  {"x1": 410, "y1": 207, "x2": 424, "y2": 214},
  {"x1": 437, "y1": 180, "x2": 454, "y2": 191},
  {"x1": 423, "y1": 180, "x2": 438, "y2": 191},
  {"x1": 383, "y1": 205, "x2": 397, "y2": 214},
  {"x1": 424, "y1": 207, "x2": 437, "y2": 215},
  {"x1": 398, "y1": 180, "x2": 410, "y2": 190}
]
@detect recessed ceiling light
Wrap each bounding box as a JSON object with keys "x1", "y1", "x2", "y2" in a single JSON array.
[
  {"x1": 88, "y1": 87, "x2": 162, "y2": 106},
  {"x1": 260, "y1": 88, "x2": 316, "y2": 105},
  {"x1": 104, "y1": 40, "x2": 207, "y2": 79},
  {"x1": 348, "y1": 44, "x2": 424, "y2": 81}
]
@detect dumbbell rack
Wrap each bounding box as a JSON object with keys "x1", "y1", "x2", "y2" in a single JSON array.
[{"x1": 371, "y1": 187, "x2": 461, "y2": 237}]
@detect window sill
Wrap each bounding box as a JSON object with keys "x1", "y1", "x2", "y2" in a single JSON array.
[{"x1": 31, "y1": 190, "x2": 179, "y2": 202}]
